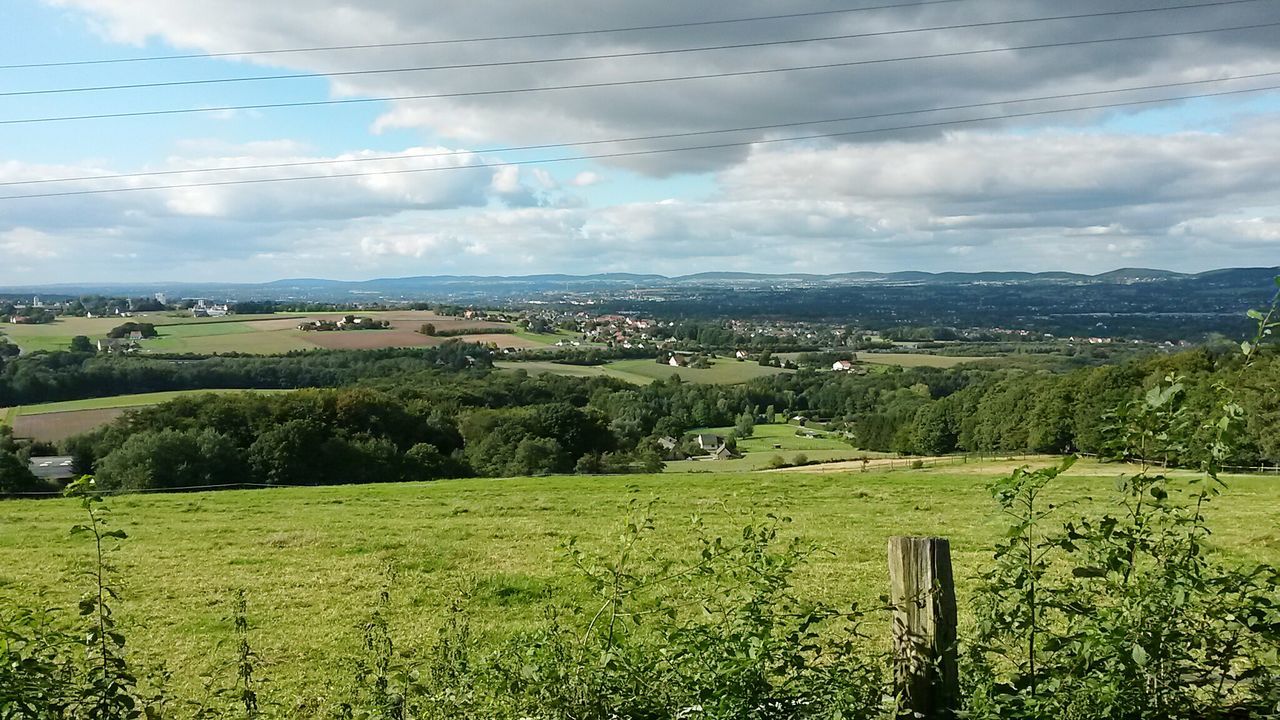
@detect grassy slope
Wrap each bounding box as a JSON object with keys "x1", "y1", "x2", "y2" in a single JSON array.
[
  {"x1": 665, "y1": 422, "x2": 879, "y2": 471},
  {"x1": 1, "y1": 462, "x2": 1276, "y2": 699}
]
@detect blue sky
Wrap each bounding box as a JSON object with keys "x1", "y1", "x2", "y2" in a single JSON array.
[{"x1": 1, "y1": 0, "x2": 1278, "y2": 284}]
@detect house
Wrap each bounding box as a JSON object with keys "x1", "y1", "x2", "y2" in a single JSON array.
[
  {"x1": 668, "y1": 355, "x2": 689, "y2": 367},
  {"x1": 28, "y1": 456, "x2": 75, "y2": 481},
  {"x1": 711, "y1": 444, "x2": 739, "y2": 461},
  {"x1": 128, "y1": 330, "x2": 144, "y2": 341},
  {"x1": 96, "y1": 338, "x2": 137, "y2": 353},
  {"x1": 832, "y1": 359, "x2": 855, "y2": 372},
  {"x1": 696, "y1": 433, "x2": 725, "y2": 451},
  {"x1": 735, "y1": 350, "x2": 750, "y2": 360}
]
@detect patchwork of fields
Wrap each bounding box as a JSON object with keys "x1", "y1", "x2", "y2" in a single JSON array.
[
  {"x1": 1, "y1": 311, "x2": 537, "y2": 355},
  {"x1": 1, "y1": 462, "x2": 1275, "y2": 700}
]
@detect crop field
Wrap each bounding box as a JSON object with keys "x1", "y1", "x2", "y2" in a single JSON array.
[
  {"x1": 1, "y1": 461, "x2": 1276, "y2": 701},
  {"x1": 8, "y1": 389, "x2": 293, "y2": 442},
  {"x1": 11, "y1": 408, "x2": 128, "y2": 443},
  {"x1": 858, "y1": 353, "x2": 993, "y2": 368},
  {"x1": 2, "y1": 311, "x2": 534, "y2": 355}
]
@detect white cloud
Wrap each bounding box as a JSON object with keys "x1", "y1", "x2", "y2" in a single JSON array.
[{"x1": 7, "y1": 2, "x2": 1280, "y2": 280}]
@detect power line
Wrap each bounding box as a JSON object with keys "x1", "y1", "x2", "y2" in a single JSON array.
[
  {"x1": 4, "y1": 71, "x2": 1277, "y2": 189},
  {"x1": 3, "y1": 82, "x2": 1276, "y2": 201},
  {"x1": 4, "y1": 20, "x2": 1277, "y2": 126},
  {"x1": 3, "y1": 0, "x2": 1263, "y2": 98},
  {"x1": 0, "y1": 0, "x2": 977, "y2": 70}
]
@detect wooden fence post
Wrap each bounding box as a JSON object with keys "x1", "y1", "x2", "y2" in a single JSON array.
[{"x1": 888, "y1": 536, "x2": 959, "y2": 719}]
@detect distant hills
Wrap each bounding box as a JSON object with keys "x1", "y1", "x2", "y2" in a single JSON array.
[{"x1": 3, "y1": 267, "x2": 1276, "y2": 303}]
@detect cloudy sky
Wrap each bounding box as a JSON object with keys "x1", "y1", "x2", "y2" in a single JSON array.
[{"x1": 2, "y1": 0, "x2": 1279, "y2": 284}]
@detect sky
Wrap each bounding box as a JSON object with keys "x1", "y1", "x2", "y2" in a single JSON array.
[{"x1": 1, "y1": 0, "x2": 1279, "y2": 284}]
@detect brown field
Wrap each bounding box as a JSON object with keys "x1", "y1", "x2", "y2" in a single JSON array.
[
  {"x1": 13, "y1": 408, "x2": 128, "y2": 443},
  {"x1": 301, "y1": 329, "x2": 438, "y2": 350}
]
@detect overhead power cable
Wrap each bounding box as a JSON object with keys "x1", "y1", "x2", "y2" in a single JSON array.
[
  {"x1": 2, "y1": 82, "x2": 1276, "y2": 201},
  {"x1": 4, "y1": 20, "x2": 1277, "y2": 126},
  {"x1": 0, "y1": 0, "x2": 978, "y2": 70},
  {"x1": 3, "y1": 71, "x2": 1277, "y2": 189},
  {"x1": 2, "y1": 0, "x2": 1264, "y2": 98}
]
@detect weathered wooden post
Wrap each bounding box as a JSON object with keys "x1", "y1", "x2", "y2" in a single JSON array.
[{"x1": 888, "y1": 536, "x2": 958, "y2": 719}]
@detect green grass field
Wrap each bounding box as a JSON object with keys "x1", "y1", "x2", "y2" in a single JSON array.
[
  {"x1": 1, "y1": 312, "x2": 527, "y2": 355},
  {"x1": 1, "y1": 461, "x2": 1275, "y2": 701},
  {"x1": 1, "y1": 313, "x2": 289, "y2": 353},
  {"x1": 665, "y1": 422, "x2": 883, "y2": 471}
]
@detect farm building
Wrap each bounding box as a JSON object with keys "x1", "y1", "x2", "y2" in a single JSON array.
[{"x1": 28, "y1": 456, "x2": 75, "y2": 481}]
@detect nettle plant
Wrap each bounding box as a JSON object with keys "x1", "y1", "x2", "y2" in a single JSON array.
[
  {"x1": 966, "y1": 283, "x2": 1280, "y2": 720},
  {"x1": 384, "y1": 501, "x2": 889, "y2": 720}
]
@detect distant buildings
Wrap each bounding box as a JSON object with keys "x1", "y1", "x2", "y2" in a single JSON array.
[{"x1": 190, "y1": 299, "x2": 230, "y2": 317}]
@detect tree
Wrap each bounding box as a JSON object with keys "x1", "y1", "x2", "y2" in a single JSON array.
[
  {"x1": 510, "y1": 436, "x2": 565, "y2": 476},
  {"x1": 405, "y1": 443, "x2": 451, "y2": 481},
  {"x1": 0, "y1": 450, "x2": 41, "y2": 495},
  {"x1": 734, "y1": 412, "x2": 756, "y2": 438},
  {"x1": 69, "y1": 335, "x2": 93, "y2": 352},
  {"x1": 758, "y1": 350, "x2": 773, "y2": 367},
  {"x1": 248, "y1": 420, "x2": 328, "y2": 486},
  {"x1": 419, "y1": 323, "x2": 437, "y2": 336},
  {"x1": 96, "y1": 428, "x2": 241, "y2": 490}
]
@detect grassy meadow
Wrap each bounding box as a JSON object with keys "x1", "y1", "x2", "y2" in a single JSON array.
[
  {"x1": 1, "y1": 461, "x2": 1277, "y2": 701},
  {"x1": 664, "y1": 421, "x2": 882, "y2": 471}
]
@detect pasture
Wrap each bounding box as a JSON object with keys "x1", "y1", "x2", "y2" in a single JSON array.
[
  {"x1": 1, "y1": 311, "x2": 534, "y2": 355},
  {"x1": 8, "y1": 389, "x2": 293, "y2": 442},
  {"x1": 1, "y1": 461, "x2": 1276, "y2": 701},
  {"x1": 665, "y1": 422, "x2": 877, "y2": 471}
]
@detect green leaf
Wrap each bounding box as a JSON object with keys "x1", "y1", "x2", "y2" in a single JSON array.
[
  {"x1": 1132, "y1": 645, "x2": 1149, "y2": 666},
  {"x1": 1246, "y1": 309, "x2": 1265, "y2": 320}
]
